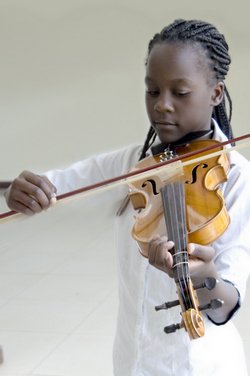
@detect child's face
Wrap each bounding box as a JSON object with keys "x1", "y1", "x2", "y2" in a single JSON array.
[{"x1": 145, "y1": 42, "x2": 223, "y2": 144}]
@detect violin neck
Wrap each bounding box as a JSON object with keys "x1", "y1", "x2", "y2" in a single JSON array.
[{"x1": 160, "y1": 181, "x2": 190, "y2": 282}]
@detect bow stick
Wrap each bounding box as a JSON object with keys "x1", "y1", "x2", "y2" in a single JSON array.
[{"x1": 0, "y1": 133, "x2": 249, "y2": 223}]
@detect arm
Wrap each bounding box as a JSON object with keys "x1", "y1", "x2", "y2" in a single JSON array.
[
  {"x1": 148, "y1": 154, "x2": 250, "y2": 325},
  {"x1": 4, "y1": 170, "x2": 57, "y2": 215},
  {"x1": 148, "y1": 238, "x2": 239, "y2": 324},
  {"x1": 5, "y1": 145, "x2": 142, "y2": 215},
  {"x1": 189, "y1": 243, "x2": 239, "y2": 324}
]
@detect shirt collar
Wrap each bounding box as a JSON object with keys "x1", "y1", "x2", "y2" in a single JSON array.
[{"x1": 150, "y1": 119, "x2": 228, "y2": 156}]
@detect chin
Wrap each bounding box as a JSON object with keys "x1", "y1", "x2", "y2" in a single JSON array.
[
  {"x1": 157, "y1": 132, "x2": 180, "y2": 145},
  {"x1": 153, "y1": 125, "x2": 182, "y2": 145}
]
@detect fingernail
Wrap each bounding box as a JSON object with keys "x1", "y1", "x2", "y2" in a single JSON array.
[
  {"x1": 168, "y1": 241, "x2": 175, "y2": 248},
  {"x1": 161, "y1": 235, "x2": 168, "y2": 241},
  {"x1": 188, "y1": 243, "x2": 195, "y2": 253},
  {"x1": 50, "y1": 195, "x2": 57, "y2": 206}
]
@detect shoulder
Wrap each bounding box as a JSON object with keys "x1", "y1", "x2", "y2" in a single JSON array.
[
  {"x1": 44, "y1": 144, "x2": 143, "y2": 194},
  {"x1": 211, "y1": 119, "x2": 250, "y2": 188},
  {"x1": 227, "y1": 150, "x2": 250, "y2": 186},
  {"x1": 102, "y1": 143, "x2": 142, "y2": 163},
  {"x1": 93, "y1": 144, "x2": 143, "y2": 174},
  {"x1": 222, "y1": 150, "x2": 250, "y2": 212}
]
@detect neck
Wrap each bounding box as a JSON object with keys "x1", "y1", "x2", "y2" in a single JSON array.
[{"x1": 151, "y1": 127, "x2": 214, "y2": 156}]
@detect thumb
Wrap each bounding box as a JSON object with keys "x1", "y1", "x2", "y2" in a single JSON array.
[{"x1": 188, "y1": 243, "x2": 215, "y2": 263}]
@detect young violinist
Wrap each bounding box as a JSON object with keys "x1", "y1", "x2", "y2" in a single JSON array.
[{"x1": 4, "y1": 19, "x2": 250, "y2": 375}]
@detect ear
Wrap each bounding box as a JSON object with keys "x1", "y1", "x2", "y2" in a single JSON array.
[{"x1": 211, "y1": 81, "x2": 224, "y2": 106}]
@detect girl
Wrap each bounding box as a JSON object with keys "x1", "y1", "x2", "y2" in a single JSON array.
[{"x1": 5, "y1": 19, "x2": 250, "y2": 375}]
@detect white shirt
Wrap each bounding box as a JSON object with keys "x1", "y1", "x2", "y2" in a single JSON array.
[{"x1": 46, "y1": 122, "x2": 250, "y2": 375}]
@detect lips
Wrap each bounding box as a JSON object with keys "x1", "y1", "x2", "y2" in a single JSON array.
[
  {"x1": 154, "y1": 121, "x2": 176, "y2": 127},
  {"x1": 153, "y1": 121, "x2": 179, "y2": 143}
]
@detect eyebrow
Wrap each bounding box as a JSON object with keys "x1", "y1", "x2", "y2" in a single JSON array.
[
  {"x1": 144, "y1": 76, "x2": 154, "y2": 84},
  {"x1": 145, "y1": 76, "x2": 194, "y2": 84}
]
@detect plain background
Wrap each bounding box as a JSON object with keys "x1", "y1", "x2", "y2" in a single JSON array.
[
  {"x1": 0, "y1": 0, "x2": 249, "y2": 178},
  {"x1": 0, "y1": 1, "x2": 249, "y2": 375}
]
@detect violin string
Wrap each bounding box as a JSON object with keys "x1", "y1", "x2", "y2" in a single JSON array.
[
  {"x1": 161, "y1": 181, "x2": 192, "y2": 310},
  {"x1": 178, "y1": 182, "x2": 192, "y2": 309},
  {"x1": 165, "y1": 182, "x2": 187, "y2": 308},
  {"x1": 171, "y1": 183, "x2": 184, "y2": 304},
  {"x1": 176, "y1": 182, "x2": 191, "y2": 307}
]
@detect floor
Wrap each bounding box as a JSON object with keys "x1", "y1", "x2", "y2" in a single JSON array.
[{"x1": 0, "y1": 193, "x2": 249, "y2": 376}]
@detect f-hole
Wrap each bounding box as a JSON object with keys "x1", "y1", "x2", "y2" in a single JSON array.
[
  {"x1": 185, "y1": 163, "x2": 208, "y2": 184},
  {"x1": 142, "y1": 179, "x2": 160, "y2": 195}
]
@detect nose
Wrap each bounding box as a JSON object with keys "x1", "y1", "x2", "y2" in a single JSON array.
[{"x1": 154, "y1": 94, "x2": 174, "y2": 113}]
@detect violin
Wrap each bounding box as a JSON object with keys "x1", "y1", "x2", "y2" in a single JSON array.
[{"x1": 129, "y1": 139, "x2": 231, "y2": 339}]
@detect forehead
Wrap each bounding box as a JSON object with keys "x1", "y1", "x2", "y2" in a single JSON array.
[{"x1": 146, "y1": 42, "x2": 208, "y2": 84}]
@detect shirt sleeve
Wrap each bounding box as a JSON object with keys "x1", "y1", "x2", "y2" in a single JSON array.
[
  {"x1": 44, "y1": 144, "x2": 141, "y2": 208},
  {"x1": 213, "y1": 151, "x2": 250, "y2": 302}
]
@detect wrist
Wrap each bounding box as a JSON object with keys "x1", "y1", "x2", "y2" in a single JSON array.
[{"x1": 190, "y1": 261, "x2": 218, "y2": 285}]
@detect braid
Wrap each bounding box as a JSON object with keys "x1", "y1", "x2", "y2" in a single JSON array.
[
  {"x1": 147, "y1": 19, "x2": 231, "y2": 81},
  {"x1": 142, "y1": 19, "x2": 233, "y2": 149},
  {"x1": 213, "y1": 85, "x2": 233, "y2": 139},
  {"x1": 139, "y1": 126, "x2": 156, "y2": 160}
]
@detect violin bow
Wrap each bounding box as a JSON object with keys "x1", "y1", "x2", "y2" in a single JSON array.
[{"x1": 0, "y1": 133, "x2": 249, "y2": 222}]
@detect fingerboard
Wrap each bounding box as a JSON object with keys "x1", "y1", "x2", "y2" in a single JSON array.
[{"x1": 160, "y1": 182, "x2": 190, "y2": 282}]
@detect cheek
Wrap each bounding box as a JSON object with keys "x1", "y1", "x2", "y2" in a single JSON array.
[
  {"x1": 179, "y1": 94, "x2": 212, "y2": 115},
  {"x1": 145, "y1": 97, "x2": 154, "y2": 119}
]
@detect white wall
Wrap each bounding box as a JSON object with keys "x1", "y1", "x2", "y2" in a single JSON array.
[{"x1": 0, "y1": 0, "x2": 249, "y2": 179}]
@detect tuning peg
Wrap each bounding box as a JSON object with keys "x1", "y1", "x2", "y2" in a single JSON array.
[
  {"x1": 194, "y1": 277, "x2": 219, "y2": 291},
  {"x1": 199, "y1": 298, "x2": 224, "y2": 312},
  {"x1": 155, "y1": 299, "x2": 180, "y2": 311},
  {"x1": 164, "y1": 323, "x2": 182, "y2": 334}
]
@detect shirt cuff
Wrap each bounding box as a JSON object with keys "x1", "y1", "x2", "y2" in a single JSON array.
[{"x1": 206, "y1": 279, "x2": 241, "y2": 326}]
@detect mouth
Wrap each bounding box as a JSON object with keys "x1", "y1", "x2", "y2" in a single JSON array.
[
  {"x1": 153, "y1": 121, "x2": 177, "y2": 127},
  {"x1": 152, "y1": 121, "x2": 180, "y2": 143}
]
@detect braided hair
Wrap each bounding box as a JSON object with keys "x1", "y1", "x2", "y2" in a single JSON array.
[{"x1": 140, "y1": 19, "x2": 233, "y2": 159}]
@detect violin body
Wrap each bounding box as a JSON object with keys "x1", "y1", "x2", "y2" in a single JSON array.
[
  {"x1": 129, "y1": 140, "x2": 230, "y2": 257},
  {"x1": 178, "y1": 141, "x2": 230, "y2": 245}
]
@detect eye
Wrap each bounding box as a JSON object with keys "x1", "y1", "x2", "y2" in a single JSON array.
[
  {"x1": 146, "y1": 89, "x2": 159, "y2": 97},
  {"x1": 174, "y1": 91, "x2": 191, "y2": 97}
]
